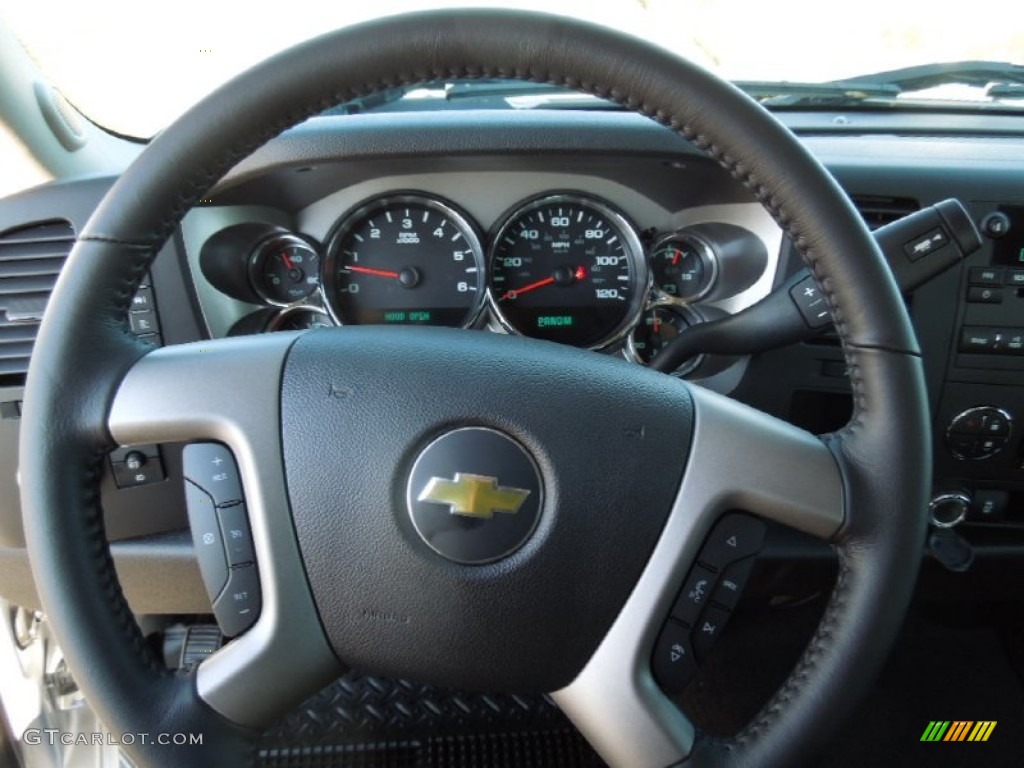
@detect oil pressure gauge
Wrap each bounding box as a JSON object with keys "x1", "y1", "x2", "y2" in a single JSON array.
[
  {"x1": 200, "y1": 223, "x2": 323, "y2": 308},
  {"x1": 250, "y1": 234, "x2": 321, "y2": 306}
]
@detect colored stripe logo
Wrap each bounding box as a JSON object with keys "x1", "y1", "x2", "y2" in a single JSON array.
[{"x1": 920, "y1": 721, "x2": 996, "y2": 742}]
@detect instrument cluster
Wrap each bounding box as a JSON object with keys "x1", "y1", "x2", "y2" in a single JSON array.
[{"x1": 199, "y1": 190, "x2": 767, "y2": 375}]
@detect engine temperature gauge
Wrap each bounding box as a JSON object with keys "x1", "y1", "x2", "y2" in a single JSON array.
[
  {"x1": 250, "y1": 235, "x2": 321, "y2": 306},
  {"x1": 628, "y1": 304, "x2": 704, "y2": 376}
]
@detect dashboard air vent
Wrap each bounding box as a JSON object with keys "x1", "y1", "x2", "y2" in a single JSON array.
[
  {"x1": 0, "y1": 220, "x2": 75, "y2": 386},
  {"x1": 850, "y1": 195, "x2": 919, "y2": 230}
]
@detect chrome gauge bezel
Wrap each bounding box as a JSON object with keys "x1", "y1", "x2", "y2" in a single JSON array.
[
  {"x1": 264, "y1": 305, "x2": 335, "y2": 333},
  {"x1": 322, "y1": 192, "x2": 488, "y2": 329},
  {"x1": 248, "y1": 233, "x2": 323, "y2": 308},
  {"x1": 625, "y1": 300, "x2": 705, "y2": 377},
  {"x1": 648, "y1": 231, "x2": 719, "y2": 305},
  {"x1": 485, "y1": 193, "x2": 649, "y2": 351}
]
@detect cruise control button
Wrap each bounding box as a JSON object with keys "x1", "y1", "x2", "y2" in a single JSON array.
[
  {"x1": 693, "y1": 604, "x2": 732, "y2": 662},
  {"x1": 185, "y1": 480, "x2": 228, "y2": 602},
  {"x1": 698, "y1": 514, "x2": 766, "y2": 571},
  {"x1": 651, "y1": 620, "x2": 697, "y2": 695},
  {"x1": 670, "y1": 565, "x2": 716, "y2": 625},
  {"x1": 212, "y1": 565, "x2": 261, "y2": 637},
  {"x1": 217, "y1": 504, "x2": 255, "y2": 566},
  {"x1": 710, "y1": 557, "x2": 755, "y2": 611},
  {"x1": 183, "y1": 442, "x2": 244, "y2": 506}
]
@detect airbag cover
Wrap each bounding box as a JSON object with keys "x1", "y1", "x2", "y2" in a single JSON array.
[{"x1": 281, "y1": 327, "x2": 693, "y2": 692}]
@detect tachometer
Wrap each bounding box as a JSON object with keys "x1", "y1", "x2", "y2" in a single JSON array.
[
  {"x1": 487, "y1": 194, "x2": 647, "y2": 348},
  {"x1": 324, "y1": 194, "x2": 486, "y2": 327}
]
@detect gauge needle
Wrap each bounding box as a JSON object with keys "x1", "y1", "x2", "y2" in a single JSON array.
[
  {"x1": 344, "y1": 264, "x2": 401, "y2": 279},
  {"x1": 672, "y1": 250, "x2": 681, "y2": 265},
  {"x1": 502, "y1": 276, "x2": 555, "y2": 300},
  {"x1": 281, "y1": 251, "x2": 295, "y2": 270},
  {"x1": 653, "y1": 314, "x2": 661, "y2": 334}
]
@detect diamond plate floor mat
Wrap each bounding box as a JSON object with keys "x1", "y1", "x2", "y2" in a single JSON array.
[{"x1": 257, "y1": 674, "x2": 606, "y2": 768}]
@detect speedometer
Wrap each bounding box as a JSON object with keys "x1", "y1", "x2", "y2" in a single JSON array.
[
  {"x1": 487, "y1": 194, "x2": 647, "y2": 348},
  {"x1": 324, "y1": 194, "x2": 486, "y2": 327}
]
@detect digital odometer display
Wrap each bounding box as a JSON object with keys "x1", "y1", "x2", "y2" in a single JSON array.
[
  {"x1": 325, "y1": 194, "x2": 486, "y2": 327},
  {"x1": 488, "y1": 195, "x2": 646, "y2": 348}
]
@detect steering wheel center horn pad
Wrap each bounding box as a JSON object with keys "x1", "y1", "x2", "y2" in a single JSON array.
[{"x1": 281, "y1": 327, "x2": 693, "y2": 693}]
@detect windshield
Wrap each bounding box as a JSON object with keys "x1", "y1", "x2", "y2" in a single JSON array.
[{"x1": 3, "y1": 0, "x2": 1024, "y2": 137}]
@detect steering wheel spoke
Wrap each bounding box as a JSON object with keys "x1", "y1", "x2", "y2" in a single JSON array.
[
  {"x1": 682, "y1": 385, "x2": 845, "y2": 540},
  {"x1": 108, "y1": 334, "x2": 342, "y2": 726},
  {"x1": 553, "y1": 384, "x2": 844, "y2": 767}
]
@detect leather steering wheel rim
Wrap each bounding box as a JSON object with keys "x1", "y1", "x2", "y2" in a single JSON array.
[{"x1": 19, "y1": 9, "x2": 929, "y2": 768}]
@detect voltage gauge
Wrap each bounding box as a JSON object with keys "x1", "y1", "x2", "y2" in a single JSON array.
[{"x1": 649, "y1": 234, "x2": 717, "y2": 302}]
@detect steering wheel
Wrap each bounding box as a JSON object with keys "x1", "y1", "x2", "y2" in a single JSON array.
[{"x1": 19, "y1": 9, "x2": 929, "y2": 768}]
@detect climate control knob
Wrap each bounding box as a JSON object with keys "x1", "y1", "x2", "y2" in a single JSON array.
[{"x1": 946, "y1": 406, "x2": 1012, "y2": 460}]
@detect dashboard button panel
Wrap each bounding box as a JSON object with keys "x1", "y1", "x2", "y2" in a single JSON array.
[{"x1": 959, "y1": 326, "x2": 1024, "y2": 354}]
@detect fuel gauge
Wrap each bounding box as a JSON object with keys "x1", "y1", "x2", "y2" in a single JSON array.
[{"x1": 250, "y1": 235, "x2": 321, "y2": 306}]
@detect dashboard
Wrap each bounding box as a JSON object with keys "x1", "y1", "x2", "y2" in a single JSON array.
[
  {"x1": 182, "y1": 143, "x2": 779, "y2": 391},
  {"x1": 3, "y1": 108, "x2": 1024, "y2": 614}
]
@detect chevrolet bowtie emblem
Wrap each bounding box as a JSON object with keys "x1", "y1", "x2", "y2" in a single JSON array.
[{"x1": 418, "y1": 473, "x2": 530, "y2": 520}]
